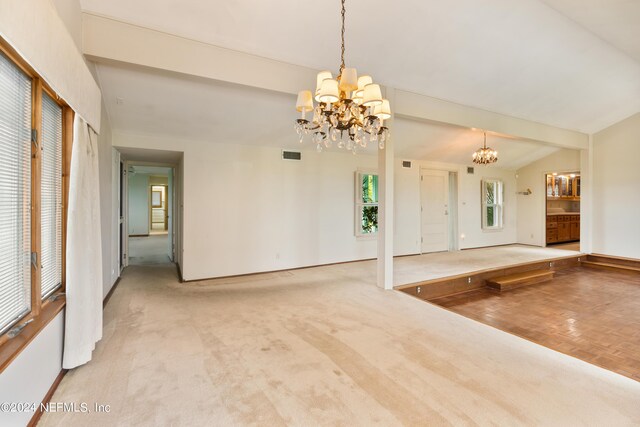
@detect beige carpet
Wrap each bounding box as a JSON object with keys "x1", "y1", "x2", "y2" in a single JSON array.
[
  {"x1": 128, "y1": 234, "x2": 170, "y2": 265},
  {"x1": 391, "y1": 244, "x2": 582, "y2": 286},
  {"x1": 40, "y1": 259, "x2": 639, "y2": 426}
]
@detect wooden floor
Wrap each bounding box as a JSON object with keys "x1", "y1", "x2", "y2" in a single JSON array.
[{"x1": 433, "y1": 267, "x2": 640, "y2": 381}]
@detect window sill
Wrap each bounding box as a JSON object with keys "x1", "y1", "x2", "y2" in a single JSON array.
[
  {"x1": 356, "y1": 234, "x2": 378, "y2": 241},
  {"x1": 0, "y1": 293, "x2": 66, "y2": 374},
  {"x1": 482, "y1": 227, "x2": 504, "y2": 233}
]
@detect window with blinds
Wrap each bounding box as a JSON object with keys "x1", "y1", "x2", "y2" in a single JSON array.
[
  {"x1": 41, "y1": 93, "x2": 63, "y2": 299},
  {"x1": 0, "y1": 51, "x2": 32, "y2": 335}
]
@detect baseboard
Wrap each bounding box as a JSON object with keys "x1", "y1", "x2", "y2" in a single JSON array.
[
  {"x1": 460, "y1": 242, "x2": 519, "y2": 251},
  {"x1": 27, "y1": 369, "x2": 68, "y2": 427},
  {"x1": 103, "y1": 277, "x2": 121, "y2": 308},
  {"x1": 582, "y1": 254, "x2": 640, "y2": 272},
  {"x1": 181, "y1": 256, "x2": 380, "y2": 283},
  {"x1": 176, "y1": 263, "x2": 183, "y2": 282},
  {"x1": 588, "y1": 253, "x2": 640, "y2": 265}
]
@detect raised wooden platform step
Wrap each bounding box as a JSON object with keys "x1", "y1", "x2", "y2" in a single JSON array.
[
  {"x1": 581, "y1": 261, "x2": 640, "y2": 273},
  {"x1": 486, "y1": 269, "x2": 555, "y2": 291}
]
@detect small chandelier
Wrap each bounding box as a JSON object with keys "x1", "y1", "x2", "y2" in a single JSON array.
[
  {"x1": 472, "y1": 132, "x2": 498, "y2": 165},
  {"x1": 294, "y1": 0, "x2": 390, "y2": 153}
]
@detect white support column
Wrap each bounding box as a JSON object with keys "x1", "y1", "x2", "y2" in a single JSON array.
[
  {"x1": 579, "y1": 135, "x2": 593, "y2": 254},
  {"x1": 377, "y1": 88, "x2": 395, "y2": 290}
]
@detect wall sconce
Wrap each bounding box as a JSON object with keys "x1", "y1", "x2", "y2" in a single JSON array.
[{"x1": 517, "y1": 188, "x2": 532, "y2": 195}]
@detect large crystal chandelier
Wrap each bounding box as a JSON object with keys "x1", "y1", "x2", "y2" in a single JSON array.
[
  {"x1": 294, "y1": 0, "x2": 391, "y2": 153},
  {"x1": 472, "y1": 132, "x2": 498, "y2": 165}
]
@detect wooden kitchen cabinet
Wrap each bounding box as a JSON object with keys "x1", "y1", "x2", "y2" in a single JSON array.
[
  {"x1": 558, "y1": 222, "x2": 570, "y2": 241},
  {"x1": 570, "y1": 218, "x2": 580, "y2": 240},
  {"x1": 546, "y1": 214, "x2": 580, "y2": 244}
]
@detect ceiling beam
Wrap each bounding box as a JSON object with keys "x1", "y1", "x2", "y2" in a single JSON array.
[
  {"x1": 83, "y1": 12, "x2": 588, "y2": 150},
  {"x1": 394, "y1": 91, "x2": 588, "y2": 150},
  {"x1": 82, "y1": 13, "x2": 316, "y2": 96}
]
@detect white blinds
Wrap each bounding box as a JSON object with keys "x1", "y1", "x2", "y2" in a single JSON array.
[
  {"x1": 41, "y1": 93, "x2": 63, "y2": 299},
  {"x1": 0, "y1": 52, "x2": 32, "y2": 335}
]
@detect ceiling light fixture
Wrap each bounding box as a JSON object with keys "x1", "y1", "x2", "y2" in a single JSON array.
[
  {"x1": 294, "y1": 0, "x2": 390, "y2": 153},
  {"x1": 472, "y1": 132, "x2": 498, "y2": 165}
]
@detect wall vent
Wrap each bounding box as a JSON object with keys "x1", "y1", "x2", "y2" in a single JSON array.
[
  {"x1": 467, "y1": 166, "x2": 475, "y2": 174},
  {"x1": 282, "y1": 150, "x2": 302, "y2": 160},
  {"x1": 402, "y1": 160, "x2": 412, "y2": 168}
]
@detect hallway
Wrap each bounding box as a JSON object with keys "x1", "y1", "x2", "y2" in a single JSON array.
[
  {"x1": 128, "y1": 234, "x2": 170, "y2": 265},
  {"x1": 40, "y1": 262, "x2": 640, "y2": 426}
]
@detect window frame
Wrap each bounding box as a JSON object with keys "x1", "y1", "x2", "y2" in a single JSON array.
[
  {"x1": 0, "y1": 37, "x2": 71, "y2": 373},
  {"x1": 481, "y1": 178, "x2": 504, "y2": 231},
  {"x1": 355, "y1": 169, "x2": 379, "y2": 238}
]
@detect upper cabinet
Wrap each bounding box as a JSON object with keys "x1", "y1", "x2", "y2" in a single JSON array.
[{"x1": 546, "y1": 173, "x2": 580, "y2": 200}]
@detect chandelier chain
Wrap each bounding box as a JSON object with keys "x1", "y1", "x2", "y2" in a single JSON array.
[{"x1": 340, "y1": 0, "x2": 346, "y2": 76}]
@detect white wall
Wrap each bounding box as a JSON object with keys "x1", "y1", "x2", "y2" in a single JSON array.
[
  {"x1": 394, "y1": 159, "x2": 518, "y2": 253},
  {"x1": 516, "y1": 149, "x2": 581, "y2": 247},
  {"x1": 128, "y1": 173, "x2": 149, "y2": 235},
  {"x1": 110, "y1": 148, "x2": 121, "y2": 292},
  {"x1": 456, "y1": 165, "x2": 517, "y2": 249},
  {"x1": 115, "y1": 132, "x2": 521, "y2": 280},
  {"x1": 394, "y1": 160, "x2": 422, "y2": 255},
  {"x1": 592, "y1": 113, "x2": 640, "y2": 259},
  {"x1": 115, "y1": 133, "x2": 380, "y2": 279},
  {"x1": 51, "y1": 0, "x2": 82, "y2": 51},
  {"x1": 96, "y1": 101, "x2": 115, "y2": 297},
  {"x1": 0, "y1": 313, "x2": 63, "y2": 427}
]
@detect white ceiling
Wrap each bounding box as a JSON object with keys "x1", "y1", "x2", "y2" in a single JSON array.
[
  {"x1": 98, "y1": 63, "x2": 296, "y2": 147},
  {"x1": 81, "y1": 0, "x2": 640, "y2": 133},
  {"x1": 98, "y1": 62, "x2": 564, "y2": 170},
  {"x1": 540, "y1": 0, "x2": 640, "y2": 63},
  {"x1": 393, "y1": 118, "x2": 560, "y2": 170}
]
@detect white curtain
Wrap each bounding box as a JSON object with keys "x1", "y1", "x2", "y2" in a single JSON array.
[{"x1": 63, "y1": 115, "x2": 103, "y2": 369}]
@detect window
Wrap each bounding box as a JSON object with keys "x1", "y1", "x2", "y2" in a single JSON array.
[
  {"x1": 355, "y1": 171, "x2": 378, "y2": 236},
  {"x1": 41, "y1": 92, "x2": 63, "y2": 299},
  {"x1": 482, "y1": 179, "x2": 503, "y2": 230},
  {"x1": 0, "y1": 39, "x2": 69, "y2": 355},
  {"x1": 0, "y1": 51, "x2": 32, "y2": 335}
]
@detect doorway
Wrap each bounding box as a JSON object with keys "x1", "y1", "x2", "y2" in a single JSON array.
[
  {"x1": 545, "y1": 171, "x2": 580, "y2": 250},
  {"x1": 150, "y1": 185, "x2": 168, "y2": 233},
  {"x1": 421, "y1": 169, "x2": 457, "y2": 253},
  {"x1": 126, "y1": 165, "x2": 173, "y2": 265}
]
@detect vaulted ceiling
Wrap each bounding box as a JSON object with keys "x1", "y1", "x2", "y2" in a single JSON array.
[{"x1": 81, "y1": 0, "x2": 639, "y2": 134}]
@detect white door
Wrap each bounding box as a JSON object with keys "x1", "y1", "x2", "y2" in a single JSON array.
[{"x1": 421, "y1": 169, "x2": 450, "y2": 253}]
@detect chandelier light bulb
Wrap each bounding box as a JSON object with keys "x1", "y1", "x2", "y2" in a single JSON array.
[
  {"x1": 373, "y1": 99, "x2": 391, "y2": 120},
  {"x1": 339, "y1": 67, "x2": 358, "y2": 92},
  {"x1": 296, "y1": 90, "x2": 313, "y2": 114},
  {"x1": 318, "y1": 79, "x2": 340, "y2": 103},
  {"x1": 315, "y1": 71, "x2": 333, "y2": 101},
  {"x1": 362, "y1": 83, "x2": 383, "y2": 107}
]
